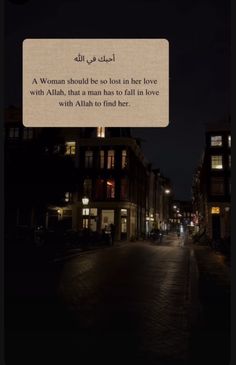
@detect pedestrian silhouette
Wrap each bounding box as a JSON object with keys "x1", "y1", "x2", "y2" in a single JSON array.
[{"x1": 110, "y1": 223, "x2": 115, "y2": 246}]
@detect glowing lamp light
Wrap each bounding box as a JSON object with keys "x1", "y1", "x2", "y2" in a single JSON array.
[
  {"x1": 165, "y1": 189, "x2": 171, "y2": 194},
  {"x1": 57, "y1": 209, "x2": 62, "y2": 215},
  {"x1": 211, "y1": 207, "x2": 220, "y2": 214},
  {"x1": 82, "y1": 196, "x2": 89, "y2": 205}
]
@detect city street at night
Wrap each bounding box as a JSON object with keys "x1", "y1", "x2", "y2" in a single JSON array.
[
  {"x1": 4, "y1": 1, "x2": 231, "y2": 364},
  {"x1": 5, "y1": 234, "x2": 230, "y2": 365}
]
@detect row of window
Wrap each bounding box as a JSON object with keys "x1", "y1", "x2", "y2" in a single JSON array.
[
  {"x1": 8, "y1": 127, "x2": 34, "y2": 140},
  {"x1": 8, "y1": 126, "x2": 106, "y2": 140},
  {"x1": 83, "y1": 178, "x2": 129, "y2": 200},
  {"x1": 65, "y1": 142, "x2": 128, "y2": 169},
  {"x1": 211, "y1": 155, "x2": 231, "y2": 169},
  {"x1": 210, "y1": 135, "x2": 231, "y2": 147}
]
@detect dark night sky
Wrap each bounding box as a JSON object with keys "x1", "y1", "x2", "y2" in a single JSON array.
[{"x1": 5, "y1": 0, "x2": 230, "y2": 200}]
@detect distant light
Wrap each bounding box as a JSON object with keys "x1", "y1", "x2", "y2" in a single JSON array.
[
  {"x1": 57, "y1": 209, "x2": 62, "y2": 214},
  {"x1": 82, "y1": 196, "x2": 89, "y2": 205},
  {"x1": 211, "y1": 207, "x2": 220, "y2": 214},
  {"x1": 173, "y1": 205, "x2": 177, "y2": 209},
  {"x1": 225, "y1": 207, "x2": 230, "y2": 212},
  {"x1": 165, "y1": 189, "x2": 171, "y2": 194}
]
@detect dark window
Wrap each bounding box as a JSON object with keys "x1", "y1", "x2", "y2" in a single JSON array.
[
  {"x1": 100, "y1": 150, "x2": 105, "y2": 169},
  {"x1": 85, "y1": 150, "x2": 93, "y2": 168},
  {"x1": 9, "y1": 127, "x2": 19, "y2": 139},
  {"x1": 95, "y1": 179, "x2": 104, "y2": 199},
  {"x1": 23, "y1": 128, "x2": 33, "y2": 140},
  {"x1": 121, "y1": 177, "x2": 129, "y2": 199},
  {"x1": 83, "y1": 179, "x2": 92, "y2": 197},
  {"x1": 211, "y1": 177, "x2": 225, "y2": 195}
]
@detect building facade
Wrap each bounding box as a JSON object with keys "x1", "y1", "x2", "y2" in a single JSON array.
[
  {"x1": 5, "y1": 107, "x2": 172, "y2": 242},
  {"x1": 192, "y1": 122, "x2": 231, "y2": 240}
]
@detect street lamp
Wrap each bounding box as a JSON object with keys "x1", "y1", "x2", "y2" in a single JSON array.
[
  {"x1": 57, "y1": 208, "x2": 62, "y2": 221},
  {"x1": 82, "y1": 196, "x2": 89, "y2": 205}
]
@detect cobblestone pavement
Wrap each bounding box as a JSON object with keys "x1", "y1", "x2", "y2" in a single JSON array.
[
  {"x1": 5, "y1": 234, "x2": 230, "y2": 365},
  {"x1": 57, "y1": 237, "x2": 192, "y2": 364}
]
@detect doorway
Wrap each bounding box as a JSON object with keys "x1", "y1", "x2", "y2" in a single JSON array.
[{"x1": 212, "y1": 214, "x2": 221, "y2": 239}]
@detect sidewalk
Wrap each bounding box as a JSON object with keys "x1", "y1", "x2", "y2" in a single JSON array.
[{"x1": 188, "y1": 243, "x2": 230, "y2": 364}]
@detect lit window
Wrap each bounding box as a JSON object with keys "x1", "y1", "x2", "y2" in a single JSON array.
[
  {"x1": 229, "y1": 155, "x2": 231, "y2": 168},
  {"x1": 228, "y1": 135, "x2": 231, "y2": 147},
  {"x1": 107, "y1": 150, "x2": 115, "y2": 169},
  {"x1": 65, "y1": 141, "x2": 76, "y2": 155},
  {"x1": 82, "y1": 208, "x2": 90, "y2": 216},
  {"x1": 121, "y1": 150, "x2": 127, "y2": 169},
  {"x1": 85, "y1": 150, "x2": 93, "y2": 168},
  {"x1": 211, "y1": 135, "x2": 222, "y2": 146},
  {"x1": 64, "y1": 192, "x2": 72, "y2": 202},
  {"x1": 90, "y1": 208, "x2": 98, "y2": 216},
  {"x1": 211, "y1": 207, "x2": 220, "y2": 214},
  {"x1": 97, "y1": 127, "x2": 105, "y2": 138},
  {"x1": 121, "y1": 210, "x2": 127, "y2": 233},
  {"x1": 9, "y1": 127, "x2": 19, "y2": 139},
  {"x1": 82, "y1": 218, "x2": 89, "y2": 228},
  {"x1": 106, "y1": 179, "x2": 115, "y2": 198},
  {"x1": 83, "y1": 179, "x2": 92, "y2": 197},
  {"x1": 211, "y1": 155, "x2": 223, "y2": 169},
  {"x1": 23, "y1": 128, "x2": 33, "y2": 139},
  {"x1": 211, "y1": 177, "x2": 224, "y2": 195},
  {"x1": 121, "y1": 209, "x2": 127, "y2": 216},
  {"x1": 100, "y1": 150, "x2": 105, "y2": 169}
]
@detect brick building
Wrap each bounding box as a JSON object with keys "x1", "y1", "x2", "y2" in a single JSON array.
[
  {"x1": 5, "y1": 107, "x2": 172, "y2": 242},
  {"x1": 192, "y1": 121, "x2": 231, "y2": 240}
]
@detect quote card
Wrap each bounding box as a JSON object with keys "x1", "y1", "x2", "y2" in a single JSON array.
[{"x1": 23, "y1": 39, "x2": 169, "y2": 127}]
